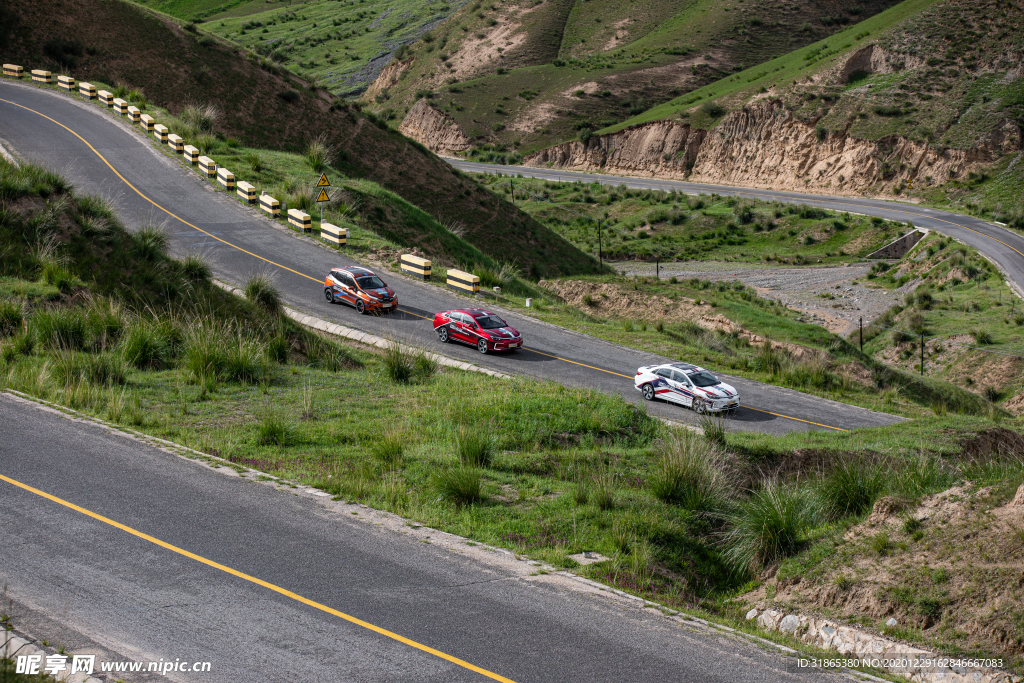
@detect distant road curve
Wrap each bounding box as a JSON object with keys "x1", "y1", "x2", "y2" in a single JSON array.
[{"x1": 446, "y1": 159, "x2": 1024, "y2": 297}]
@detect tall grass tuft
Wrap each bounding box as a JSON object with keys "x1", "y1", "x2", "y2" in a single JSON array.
[
  {"x1": 179, "y1": 103, "x2": 220, "y2": 133},
  {"x1": 53, "y1": 351, "x2": 126, "y2": 386},
  {"x1": 370, "y1": 431, "x2": 405, "y2": 466},
  {"x1": 302, "y1": 331, "x2": 359, "y2": 371},
  {"x1": 382, "y1": 340, "x2": 414, "y2": 383},
  {"x1": 816, "y1": 458, "x2": 887, "y2": 520},
  {"x1": 120, "y1": 318, "x2": 173, "y2": 369},
  {"x1": 245, "y1": 152, "x2": 264, "y2": 173},
  {"x1": 32, "y1": 308, "x2": 87, "y2": 350},
  {"x1": 304, "y1": 133, "x2": 334, "y2": 172},
  {"x1": 256, "y1": 410, "x2": 295, "y2": 446},
  {"x1": 85, "y1": 298, "x2": 126, "y2": 351},
  {"x1": 648, "y1": 430, "x2": 730, "y2": 513},
  {"x1": 698, "y1": 414, "x2": 727, "y2": 447},
  {"x1": 182, "y1": 320, "x2": 226, "y2": 381},
  {"x1": 222, "y1": 332, "x2": 267, "y2": 384},
  {"x1": 592, "y1": 467, "x2": 617, "y2": 511},
  {"x1": 721, "y1": 481, "x2": 812, "y2": 576},
  {"x1": 134, "y1": 224, "x2": 169, "y2": 261},
  {"x1": 0, "y1": 300, "x2": 24, "y2": 336},
  {"x1": 894, "y1": 451, "x2": 955, "y2": 497},
  {"x1": 244, "y1": 273, "x2": 282, "y2": 315},
  {"x1": 433, "y1": 465, "x2": 483, "y2": 505},
  {"x1": 179, "y1": 253, "x2": 212, "y2": 283},
  {"x1": 457, "y1": 425, "x2": 493, "y2": 467}
]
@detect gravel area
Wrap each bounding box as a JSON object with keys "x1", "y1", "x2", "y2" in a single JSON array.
[{"x1": 613, "y1": 260, "x2": 913, "y2": 336}]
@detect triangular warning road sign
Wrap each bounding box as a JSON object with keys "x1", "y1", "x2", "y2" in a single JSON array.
[
  {"x1": 316, "y1": 188, "x2": 331, "y2": 203},
  {"x1": 316, "y1": 173, "x2": 330, "y2": 187}
]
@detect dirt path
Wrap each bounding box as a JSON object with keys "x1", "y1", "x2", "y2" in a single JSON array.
[{"x1": 613, "y1": 260, "x2": 908, "y2": 336}]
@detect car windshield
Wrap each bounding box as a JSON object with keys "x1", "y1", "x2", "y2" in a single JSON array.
[
  {"x1": 356, "y1": 275, "x2": 386, "y2": 289},
  {"x1": 689, "y1": 371, "x2": 720, "y2": 387},
  {"x1": 474, "y1": 315, "x2": 507, "y2": 329}
]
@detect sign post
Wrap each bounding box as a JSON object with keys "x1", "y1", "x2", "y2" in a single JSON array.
[{"x1": 315, "y1": 173, "x2": 331, "y2": 224}]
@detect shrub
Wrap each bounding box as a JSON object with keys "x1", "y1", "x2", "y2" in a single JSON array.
[
  {"x1": 434, "y1": 465, "x2": 483, "y2": 505},
  {"x1": 0, "y1": 300, "x2": 24, "y2": 336},
  {"x1": 182, "y1": 321, "x2": 226, "y2": 381},
  {"x1": 277, "y1": 90, "x2": 300, "y2": 103},
  {"x1": 457, "y1": 425, "x2": 493, "y2": 467},
  {"x1": 32, "y1": 308, "x2": 87, "y2": 350},
  {"x1": 700, "y1": 102, "x2": 725, "y2": 118},
  {"x1": 244, "y1": 273, "x2": 282, "y2": 315},
  {"x1": 721, "y1": 481, "x2": 812, "y2": 575},
  {"x1": 816, "y1": 458, "x2": 886, "y2": 520},
  {"x1": 972, "y1": 329, "x2": 993, "y2": 345},
  {"x1": 256, "y1": 410, "x2": 295, "y2": 445},
  {"x1": 52, "y1": 351, "x2": 126, "y2": 387},
  {"x1": 648, "y1": 430, "x2": 729, "y2": 513}
]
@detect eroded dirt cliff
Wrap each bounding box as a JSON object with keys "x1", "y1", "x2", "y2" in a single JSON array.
[
  {"x1": 519, "y1": 99, "x2": 1019, "y2": 195},
  {"x1": 398, "y1": 99, "x2": 472, "y2": 154}
]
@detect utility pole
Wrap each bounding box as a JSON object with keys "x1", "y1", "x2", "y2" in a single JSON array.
[{"x1": 859, "y1": 317, "x2": 863, "y2": 353}]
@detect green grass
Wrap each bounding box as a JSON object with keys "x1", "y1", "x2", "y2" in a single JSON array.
[
  {"x1": 197, "y1": 0, "x2": 471, "y2": 96},
  {"x1": 477, "y1": 173, "x2": 903, "y2": 264}
]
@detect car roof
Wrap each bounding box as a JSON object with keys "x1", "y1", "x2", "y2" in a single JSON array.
[
  {"x1": 333, "y1": 266, "x2": 375, "y2": 276},
  {"x1": 654, "y1": 362, "x2": 709, "y2": 374},
  {"x1": 453, "y1": 308, "x2": 496, "y2": 318}
]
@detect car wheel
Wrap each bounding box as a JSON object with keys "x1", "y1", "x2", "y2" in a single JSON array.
[
  {"x1": 692, "y1": 397, "x2": 707, "y2": 414},
  {"x1": 641, "y1": 383, "x2": 655, "y2": 401},
  {"x1": 355, "y1": 300, "x2": 366, "y2": 314},
  {"x1": 477, "y1": 339, "x2": 488, "y2": 354},
  {"x1": 324, "y1": 288, "x2": 334, "y2": 303},
  {"x1": 438, "y1": 327, "x2": 449, "y2": 343}
]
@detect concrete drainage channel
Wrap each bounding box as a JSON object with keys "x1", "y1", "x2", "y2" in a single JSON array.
[{"x1": 748, "y1": 607, "x2": 1022, "y2": 683}]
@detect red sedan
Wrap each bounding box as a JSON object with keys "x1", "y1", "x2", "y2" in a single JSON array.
[{"x1": 433, "y1": 309, "x2": 522, "y2": 354}]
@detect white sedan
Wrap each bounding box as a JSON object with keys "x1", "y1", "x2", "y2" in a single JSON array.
[{"x1": 635, "y1": 362, "x2": 740, "y2": 414}]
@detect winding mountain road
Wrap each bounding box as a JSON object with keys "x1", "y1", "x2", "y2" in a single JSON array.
[
  {"x1": 1, "y1": 79, "x2": 906, "y2": 435},
  {"x1": 448, "y1": 160, "x2": 1024, "y2": 298}
]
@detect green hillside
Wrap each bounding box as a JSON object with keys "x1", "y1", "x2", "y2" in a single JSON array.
[
  {"x1": 4, "y1": 0, "x2": 600, "y2": 276},
  {"x1": 365, "y1": 0, "x2": 904, "y2": 152}
]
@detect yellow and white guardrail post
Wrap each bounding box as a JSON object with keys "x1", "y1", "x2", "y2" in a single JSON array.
[
  {"x1": 446, "y1": 268, "x2": 479, "y2": 294},
  {"x1": 287, "y1": 208, "x2": 312, "y2": 233},
  {"x1": 259, "y1": 194, "x2": 280, "y2": 218},
  {"x1": 320, "y1": 222, "x2": 347, "y2": 246},
  {"x1": 400, "y1": 255, "x2": 431, "y2": 281},
  {"x1": 236, "y1": 181, "x2": 256, "y2": 204}
]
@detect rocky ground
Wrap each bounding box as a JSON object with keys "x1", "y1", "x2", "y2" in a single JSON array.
[{"x1": 614, "y1": 260, "x2": 913, "y2": 337}]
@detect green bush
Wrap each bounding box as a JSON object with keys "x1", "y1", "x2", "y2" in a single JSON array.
[
  {"x1": 721, "y1": 481, "x2": 812, "y2": 575},
  {"x1": 304, "y1": 134, "x2": 333, "y2": 172},
  {"x1": 134, "y1": 224, "x2": 169, "y2": 262},
  {"x1": 179, "y1": 254, "x2": 212, "y2": 283},
  {"x1": 222, "y1": 334, "x2": 267, "y2": 384},
  {"x1": 382, "y1": 340, "x2": 415, "y2": 383}
]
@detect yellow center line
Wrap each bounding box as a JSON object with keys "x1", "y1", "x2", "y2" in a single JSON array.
[
  {"x1": 739, "y1": 405, "x2": 848, "y2": 431},
  {"x1": 0, "y1": 472, "x2": 517, "y2": 683},
  {"x1": 4, "y1": 96, "x2": 847, "y2": 431}
]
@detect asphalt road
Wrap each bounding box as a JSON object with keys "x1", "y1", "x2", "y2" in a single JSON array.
[
  {"x1": 0, "y1": 394, "x2": 844, "y2": 683},
  {"x1": 0, "y1": 79, "x2": 904, "y2": 434},
  {"x1": 448, "y1": 160, "x2": 1024, "y2": 298}
]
